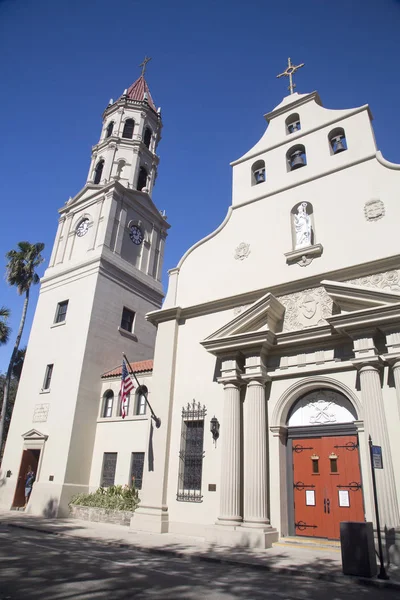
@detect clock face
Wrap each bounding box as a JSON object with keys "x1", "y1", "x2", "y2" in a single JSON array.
[
  {"x1": 129, "y1": 225, "x2": 144, "y2": 245},
  {"x1": 76, "y1": 219, "x2": 89, "y2": 237}
]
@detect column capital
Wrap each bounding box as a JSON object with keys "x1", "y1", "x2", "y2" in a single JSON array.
[
  {"x1": 352, "y1": 356, "x2": 384, "y2": 372},
  {"x1": 217, "y1": 376, "x2": 243, "y2": 389},
  {"x1": 382, "y1": 353, "x2": 400, "y2": 369},
  {"x1": 242, "y1": 375, "x2": 270, "y2": 386}
]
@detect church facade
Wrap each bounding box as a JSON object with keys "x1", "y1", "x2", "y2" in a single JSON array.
[
  {"x1": 1, "y1": 68, "x2": 400, "y2": 561},
  {"x1": 131, "y1": 87, "x2": 400, "y2": 561}
]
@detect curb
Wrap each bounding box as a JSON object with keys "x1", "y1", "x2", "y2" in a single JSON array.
[{"x1": 2, "y1": 520, "x2": 400, "y2": 591}]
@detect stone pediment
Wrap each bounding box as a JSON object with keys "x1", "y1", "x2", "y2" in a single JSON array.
[
  {"x1": 321, "y1": 280, "x2": 400, "y2": 312},
  {"x1": 201, "y1": 293, "x2": 285, "y2": 354},
  {"x1": 22, "y1": 429, "x2": 48, "y2": 441}
]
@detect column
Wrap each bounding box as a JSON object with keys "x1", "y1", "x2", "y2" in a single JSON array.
[
  {"x1": 242, "y1": 378, "x2": 270, "y2": 527},
  {"x1": 391, "y1": 360, "x2": 400, "y2": 420},
  {"x1": 358, "y1": 362, "x2": 400, "y2": 529},
  {"x1": 217, "y1": 381, "x2": 242, "y2": 526}
]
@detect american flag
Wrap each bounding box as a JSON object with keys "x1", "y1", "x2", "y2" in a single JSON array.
[{"x1": 120, "y1": 360, "x2": 134, "y2": 419}]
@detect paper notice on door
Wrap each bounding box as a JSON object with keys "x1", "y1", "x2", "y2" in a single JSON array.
[
  {"x1": 305, "y1": 490, "x2": 315, "y2": 506},
  {"x1": 338, "y1": 490, "x2": 350, "y2": 507}
]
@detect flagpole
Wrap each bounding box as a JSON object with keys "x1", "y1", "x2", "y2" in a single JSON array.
[{"x1": 122, "y1": 353, "x2": 161, "y2": 428}]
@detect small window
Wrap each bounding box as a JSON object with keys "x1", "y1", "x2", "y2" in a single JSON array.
[
  {"x1": 251, "y1": 160, "x2": 266, "y2": 186},
  {"x1": 101, "y1": 452, "x2": 117, "y2": 487},
  {"x1": 43, "y1": 364, "x2": 53, "y2": 390},
  {"x1": 55, "y1": 300, "x2": 68, "y2": 324},
  {"x1": 130, "y1": 452, "x2": 145, "y2": 489},
  {"x1": 137, "y1": 166, "x2": 148, "y2": 191},
  {"x1": 330, "y1": 453, "x2": 339, "y2": 473},
  {"x1": 106, "y1": 121, "x2": 114, "y2": 138},
  {"x1": 122, "y1": 119, "x2": 135, "y2": 139},
  {"x1": 118, "y1": 392, "x2": 130, "y2": 417},
  {"x1": 135, "y1": 386, "x2": 147, "y2": 415},
  {"x1": 93, "y1": 159, "x2": 104, "y2": 184},
  {"x1": 286, "y1": 113, "x2": 301, "y2": 134},
  {"x1": 328, "y1": 127, "x2": 347, "y2": 155},
  {"x1": 102, "y1": 390, "x2": 114, "y2": 418},
  {"x1": 143, "y1": 127, "x2": 152, "y2": 149},
  {"x1": 287, "y1": 145, "x2": 306, "y2": 171},
  {"x1": 120, "y1": 307, "x2": 135, "y2": 332},
  {"x1": 311, "y1": 454, "x2": 319, "y2": 474}
]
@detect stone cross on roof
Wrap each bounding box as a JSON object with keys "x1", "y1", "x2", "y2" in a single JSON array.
[{"x1": 277, "y1": 57, "x2": 305, "y2": 94}]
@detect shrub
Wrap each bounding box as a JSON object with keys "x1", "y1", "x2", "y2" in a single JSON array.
[{"x1": 69, "y1": 485, "x2": 140, "y2": 511}]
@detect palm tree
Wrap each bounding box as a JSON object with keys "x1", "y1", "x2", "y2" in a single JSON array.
[
  {"x1": 0, "y1": 242, "x2": 45, "y2": 455},
  {"x1": 0, "y1": 306, "x2": 11, "y2": 346}
]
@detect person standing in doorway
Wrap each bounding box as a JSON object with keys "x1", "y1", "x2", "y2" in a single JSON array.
[{"x1": 24, "y1": 465, "x2": 35, "y2": 508}]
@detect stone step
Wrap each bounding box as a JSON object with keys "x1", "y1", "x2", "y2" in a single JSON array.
[{"x1": 275, "y1": 536, "x2": 341, "y2": 551}]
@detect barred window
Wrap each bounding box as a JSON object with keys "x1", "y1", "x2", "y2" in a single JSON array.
[{"x1": 177, "y1": 401, "x2": 206, "y2": 503}]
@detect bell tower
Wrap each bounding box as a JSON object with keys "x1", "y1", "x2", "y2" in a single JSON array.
[
  {"x1": 0, "y1": 63, "x2": 170, "y2": 517},
  {"x1": 87, "y1": 60, "x2": 162, "y2": 196}
]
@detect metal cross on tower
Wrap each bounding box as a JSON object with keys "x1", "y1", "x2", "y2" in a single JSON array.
[
  {"x1": 277, "y1": 57, "x2": 305, "y2": 94},
  {"x1": 139, "y1": 55, "x2": 152, "y2": 77}
]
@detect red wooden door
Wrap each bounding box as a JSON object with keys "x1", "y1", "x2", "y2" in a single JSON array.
[
  {"x1": 293, "y1": 435, "x2": 364, "y2": 539},
  {"x1": 12, "y1": 449, "x2": 40, "y2": 508}
]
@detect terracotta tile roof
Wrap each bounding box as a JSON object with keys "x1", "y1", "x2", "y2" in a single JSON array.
[
  {"x1": 123, "y1": 76, "x2": 157, "y2": 112},
  {"x1": 102, "y1": 359, "x2": 153, "y2": 379}
]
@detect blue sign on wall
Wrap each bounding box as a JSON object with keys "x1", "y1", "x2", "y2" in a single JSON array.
[{"x1": 372, "y1": 445, "x2": 383, "y2": 469}]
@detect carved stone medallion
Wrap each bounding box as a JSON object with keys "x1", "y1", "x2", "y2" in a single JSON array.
[
  {"x1": 364, "y1": 199, "x2": 385, "y2": 222},
  {"x1": 279, "y1": 287, "x2": 333, "y2": 332},
  {"x1": 234, "y1": 242, "x2": 251, "y2": 261}
]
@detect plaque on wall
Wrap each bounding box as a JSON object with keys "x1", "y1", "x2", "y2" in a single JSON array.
[
  {"x1": 305, "y1": 490, "x2": 315, "y2": 506},
  {"x1": 33, "y1": 403, "x2": 50, "y2": 423},
  {"x1": 338, "y1": 490, "x2": 350, "y2": 507}
]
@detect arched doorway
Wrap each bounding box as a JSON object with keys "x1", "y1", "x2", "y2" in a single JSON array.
[{"x1": 286, "y1": 389, "x2": 365, "y2": 540}]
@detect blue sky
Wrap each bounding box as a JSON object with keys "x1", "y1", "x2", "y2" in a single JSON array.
[{"x1": 1, "y1": 0, "x2": 400, "y2": 372}]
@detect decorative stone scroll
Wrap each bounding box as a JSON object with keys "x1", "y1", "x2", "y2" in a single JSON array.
[
  {"x1": 234, "y1": 242, "x2": 251, "y2": 261},
  {"x1": 346, "y1": 269, "x2": 400, "y2": 293},
  {"x1": 364, "y1": 199, "x2": 385, "y2": 222},
  {"x1": 278, "y1": 287, "x2": 333, "y2": 332}
]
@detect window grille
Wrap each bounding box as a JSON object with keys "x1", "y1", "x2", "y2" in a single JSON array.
[
  {"x1": 177, "y1": 400, "x2": 206, "y2": 503},
  {"x1": 101, "y1": 452, "x2": 117, "y2": 487},
  {"x1": 130, "y1": 452, "x2": 145, "y2": 489}
]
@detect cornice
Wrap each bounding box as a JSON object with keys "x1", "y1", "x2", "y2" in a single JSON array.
[
  {"x1": 156, "y1": 255, "x2": 400, "y2": 324},
  {"x1": 327, "y1": 303, "x2": 400, "y2": 335},
  {"x1": 201, "y1": 330, "x2": 274, "y2": 356}
]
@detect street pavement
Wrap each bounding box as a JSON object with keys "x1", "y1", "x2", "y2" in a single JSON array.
[{"x1": 0, "y1": 524, "x2": 398, "y2": 600}]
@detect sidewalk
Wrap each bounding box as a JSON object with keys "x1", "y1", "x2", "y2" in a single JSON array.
[{"x1": 0, "y1": 510, "x2": 399, "y2": 590}]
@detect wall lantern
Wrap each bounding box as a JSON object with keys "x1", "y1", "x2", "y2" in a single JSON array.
[{"x1": 210, "y1": 416, "x2": 220, "y2": 445}]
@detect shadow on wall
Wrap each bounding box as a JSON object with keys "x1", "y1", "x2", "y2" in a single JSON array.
[
  {"x1": 0, "y1": 469, "x2": 7, "y2": 487},
  {"x1": 42, "y1": 497, "x2": 59, "y2": 519}
]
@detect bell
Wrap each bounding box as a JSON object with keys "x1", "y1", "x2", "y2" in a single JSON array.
[
  {"x1": 290, "y1": 150, "x2": 305, "y2": 170},
  {"x1": 332, "y1": 135, "x2": 346, "y2": 154},
  {"x1": 255, "y1": 169, "x2": 265, "y2": 184}
]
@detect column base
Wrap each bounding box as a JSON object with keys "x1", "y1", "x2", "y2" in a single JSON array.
[
  {"x1": 130, "y1": 506, "x2": 169, "y2": 534},
  {"x1": 205, "y1": 524, "x2": 278, "y2": 549},
  {"x1": 242, "y1": 518, "x2": 271, "y2": 529}
]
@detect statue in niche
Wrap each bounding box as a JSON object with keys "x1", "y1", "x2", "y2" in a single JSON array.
[{"x1": 294, "y1": 202, "x2": 312, "y2": 249}]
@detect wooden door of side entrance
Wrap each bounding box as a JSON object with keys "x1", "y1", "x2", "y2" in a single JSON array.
[
  {"x1": 292, "y1": 435, "x2": 364, "y2": 539},
  {"x1": 12, "y1": 448, "x2": 40, "y2": 508}
]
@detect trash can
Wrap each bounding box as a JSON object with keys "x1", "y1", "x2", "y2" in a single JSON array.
[{"x1": 340, "y1": 521, "x2": 377, "y2": 577}]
